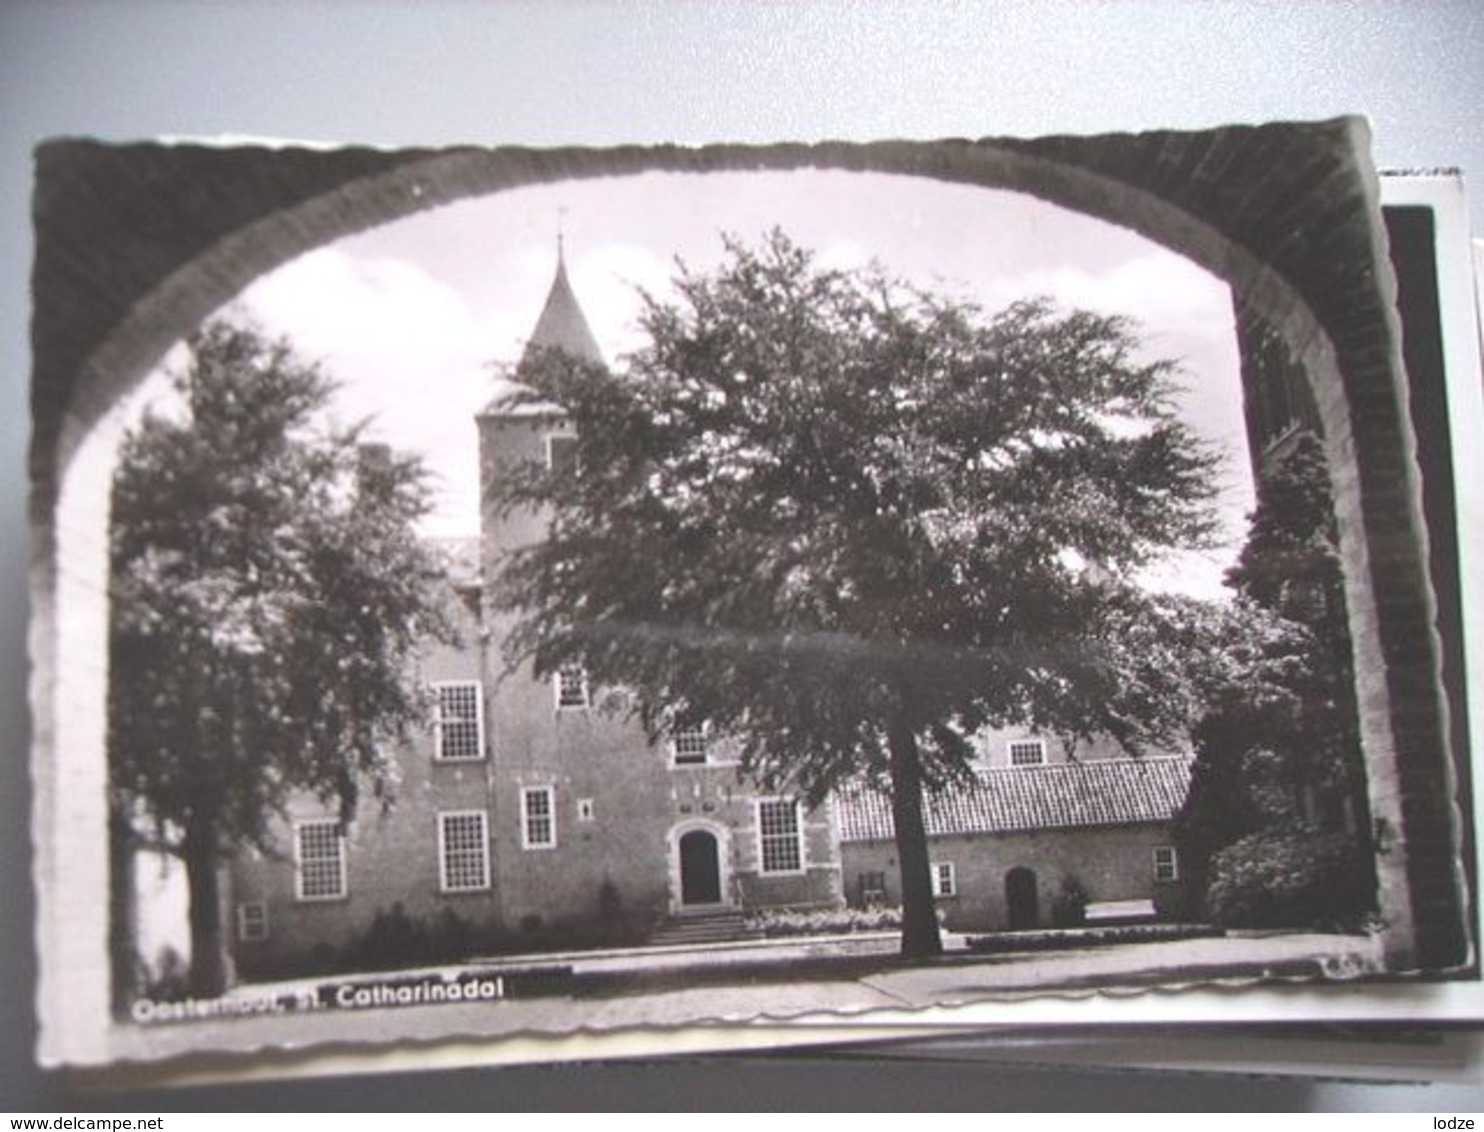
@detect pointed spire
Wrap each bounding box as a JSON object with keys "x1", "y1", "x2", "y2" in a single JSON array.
[
  {"x1": 482, "y1": 232, "x2": 606, "y2": 418},
  {"x1": 520, "y1": 230, "x2": 604, "y2": 371}
]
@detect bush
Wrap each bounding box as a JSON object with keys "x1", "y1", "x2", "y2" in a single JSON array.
[
  {"x1": 347, "y1": 903, "x2": 480, "y2": 970},
  {"x1": 141, "y1": 945, "x2": 191, "y2": 1002},
  {"x1": 1205, "y1": 827, "x2": 1375, "y2": 930},
  {"x1": 1050, "y1": 876, "x2": 1089, "y2": 928},
  {"x1": 1152, "y1": 880, "x2": 1196, "y2": 922},
  {"x1": 238, "y1": 901, "x2": 651, "y2": 983},
  {"x1": 967, "y1": 923, "x2": 1217, "y2": 954},
  {"x1": 745, "y1": 906, "x2": 908, "y2": 938}
]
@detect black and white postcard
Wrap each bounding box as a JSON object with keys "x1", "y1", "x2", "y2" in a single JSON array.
[{"x1": 27, "y1": 119, "x2": 1484, "y2": 1074}]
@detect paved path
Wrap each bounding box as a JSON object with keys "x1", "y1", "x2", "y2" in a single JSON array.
[
  {"x1": 858, "y1": 932, "x2": 1382, "y2": 1007},
  {"x1": 112, "y1": 931, "x2": 1382, "y2": 1070}
]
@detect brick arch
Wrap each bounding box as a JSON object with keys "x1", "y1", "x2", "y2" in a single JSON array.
[
  {"x1": 27, "y1": 125, "x2": 1382, "y2": 491},
  {"x1": 30, "y1": 125, "x2": 1465, "y2": 1052}
]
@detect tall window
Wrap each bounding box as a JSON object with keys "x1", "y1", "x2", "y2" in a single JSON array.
[
  {"x1": 522, "y1": 786, "x2": 556, "y2": 850},
  {"x1": 1153, "y1": 845, "x2": 1179, "y2": 882},
  {"x1": 438, "y1": 811, "x2": 490, "y2": 892},
  {"x1": 295, "y1": 821, "x2": 346, "y2": 901},
  {"x1": 1008, "y1": 739, "x2": 1047, "y2": 767},
  {"x1": 434, "y1": 681, "x2": 484, "y2": 761},
  {"x1": 671, "y1": 721, "x2": 709, "y2": 766},
  {"x1": 555, "y1": 664, "x2": 589, "y2": 710},
  {"x1": 757, "y1": 799, "x2": 803, "y2": 874},
  {"x1": 931, "y1": 861, "x2": 957, "y2": 898}
]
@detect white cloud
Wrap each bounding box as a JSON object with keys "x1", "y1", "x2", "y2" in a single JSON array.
[
  {"x1": 233, "y1": 248, "x2": 496, "y2": 535},
  {"x1": 979, "y1": 252, "x2": 1230, "y2": 328},
  {"x1": 816, "y1": 238, "x2": 872, "y2": 274},
  {"x1": 569, "y1": 241, "x2": 673, "y2": 358},
  {"x1": 240, "y1": 248, "x2": 479, "y2": 358}
]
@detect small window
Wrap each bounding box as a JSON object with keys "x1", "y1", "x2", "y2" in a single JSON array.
[
  {"x1": 434, "y1": 681, "x2": 484, "y2": 761},
  {"x1": 576, "y1": 798, "x2": 595, "y2": 823},
  {"x1": 237, "y1": 902, "x2": 269, "y2": 942},
  {"x1": 522, "y1": 786, "x2": 556, "y2": 849},
  {"x1": 1008, "y1": 739, "x2": 1046, "y2": 767},
  {"x1": 546, "y1": 434, "x2": 579, "y2": 474},
  {"x1": 295, "y1": 821, "x2": 346, "y2": 901},
  {"x1": 439, "y1": 811, "x2": 491, "y2": 892},
  {"x1": 932, "y1": 861, "x2": 957, "y2": 898},
  {"x1": 555, "y1": 664, "x2": 589, "y2": 710},
  {"x1": 671, "y1": 721, "x2": 709, "y2": 766},
  {"x1": 757, "y1": 799, "x2": 803, "y2": 874},
  {"x1": 858, "y1": 871, "x2": 888, "y2": 907},
  {"x1": 1154, "y1": 845, "x2": 1179, "y2": 882}
]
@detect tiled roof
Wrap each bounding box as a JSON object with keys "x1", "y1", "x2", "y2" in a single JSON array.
[{"x1": 837, "y1": 757, "x2": 1194, "y2": 843}]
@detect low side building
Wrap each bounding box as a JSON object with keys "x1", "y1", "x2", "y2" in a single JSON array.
[{"x1": 838, "y1": 739, "x2": 1193, "y2": 932}]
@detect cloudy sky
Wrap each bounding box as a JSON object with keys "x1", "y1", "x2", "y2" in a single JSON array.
[{"x1": 153, "y1": 168, "x2": 1252, "y2": 599}]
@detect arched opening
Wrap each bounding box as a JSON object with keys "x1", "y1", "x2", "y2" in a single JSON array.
[
  {"x1": 1006, "y1": 867, "x2": 1039, "y2": 931},
  {"x1": 678, "y1": 829, "x2": 722, "y2": 907},
  {"x1": 29, "y1": 126, "x2": 1469, "y2": 1060},
  {"x1": 669, "y1": 821, "x2": 730, "y2": 912}
]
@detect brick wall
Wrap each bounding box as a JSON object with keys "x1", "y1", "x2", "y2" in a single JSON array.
[
  {"x1": 475, "y1": 409, "x2": 841, "y2": 932},
  {"x1": 842, "y1": 823, "x2": 1180, "y2": 932},
  {"x1": 229, "y1": 587, "x2": 502, "y2": 972}
]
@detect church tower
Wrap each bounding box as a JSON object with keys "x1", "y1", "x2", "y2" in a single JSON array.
[
  {"x1": 476, "y1": 241, "x2": 602, "y2": 567},
  {"x1": 469, "y1": 244, "x2": 843, "y2": 939},
  {"x1": 474, "y1": 246, "x2": 672, "y2": 935}
]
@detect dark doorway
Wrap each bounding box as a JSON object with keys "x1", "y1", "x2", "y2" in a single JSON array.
[
  {"x1": 679, "y1": 829, "x2": 722, "y2": 905},
  {"x1": 1005, "y1": 867, "x2": 1039, "y2": 930}
]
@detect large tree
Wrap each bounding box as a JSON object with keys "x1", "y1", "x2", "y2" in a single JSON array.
[
  {"x1": 491, "y1": 232, "x2": 1223, "y2": 957},
  {"x1": 109, "y1": 319, "x2": 454, "y2": 996}
]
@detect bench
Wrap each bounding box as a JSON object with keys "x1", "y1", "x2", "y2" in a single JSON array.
[{"x1": 1083, "y1": 899, "x2": 1157, "y2": 926}]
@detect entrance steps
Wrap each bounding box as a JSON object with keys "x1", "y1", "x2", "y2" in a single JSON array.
[{"x1": 648, "y1": 908, "x2": 764, "y2": 948}]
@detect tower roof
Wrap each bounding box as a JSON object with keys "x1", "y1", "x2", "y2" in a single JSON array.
[
  {"x1": 519, "y1": 249, "x2": 605, "y2": 370},
  {"x1": 483, "y1": 245, "x2": 605, "y2": 417}
]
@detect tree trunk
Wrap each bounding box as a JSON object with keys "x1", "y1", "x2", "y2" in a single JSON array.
[
  {"x1": 108, "y1": 803, "x2": 138, "y2": 1017},
  {"x1": 888, "y1": 716, "x2": 943, "y2": 960},
  {"x1": 182, "y1": 821, "x2": 229, "y2": 998}
]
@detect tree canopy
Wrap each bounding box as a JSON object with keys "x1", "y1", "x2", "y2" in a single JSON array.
[
  {"x1": 109, "y1": 319, "x2": 455, "y2": 994},
  {"x1": 492, "y1": 231, "x2": 1225, "y2": 955}
]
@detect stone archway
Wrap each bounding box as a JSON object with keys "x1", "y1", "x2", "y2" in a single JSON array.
[{"x1": 28, "y1": 123, "x2": 1469, "y2": 1061}]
